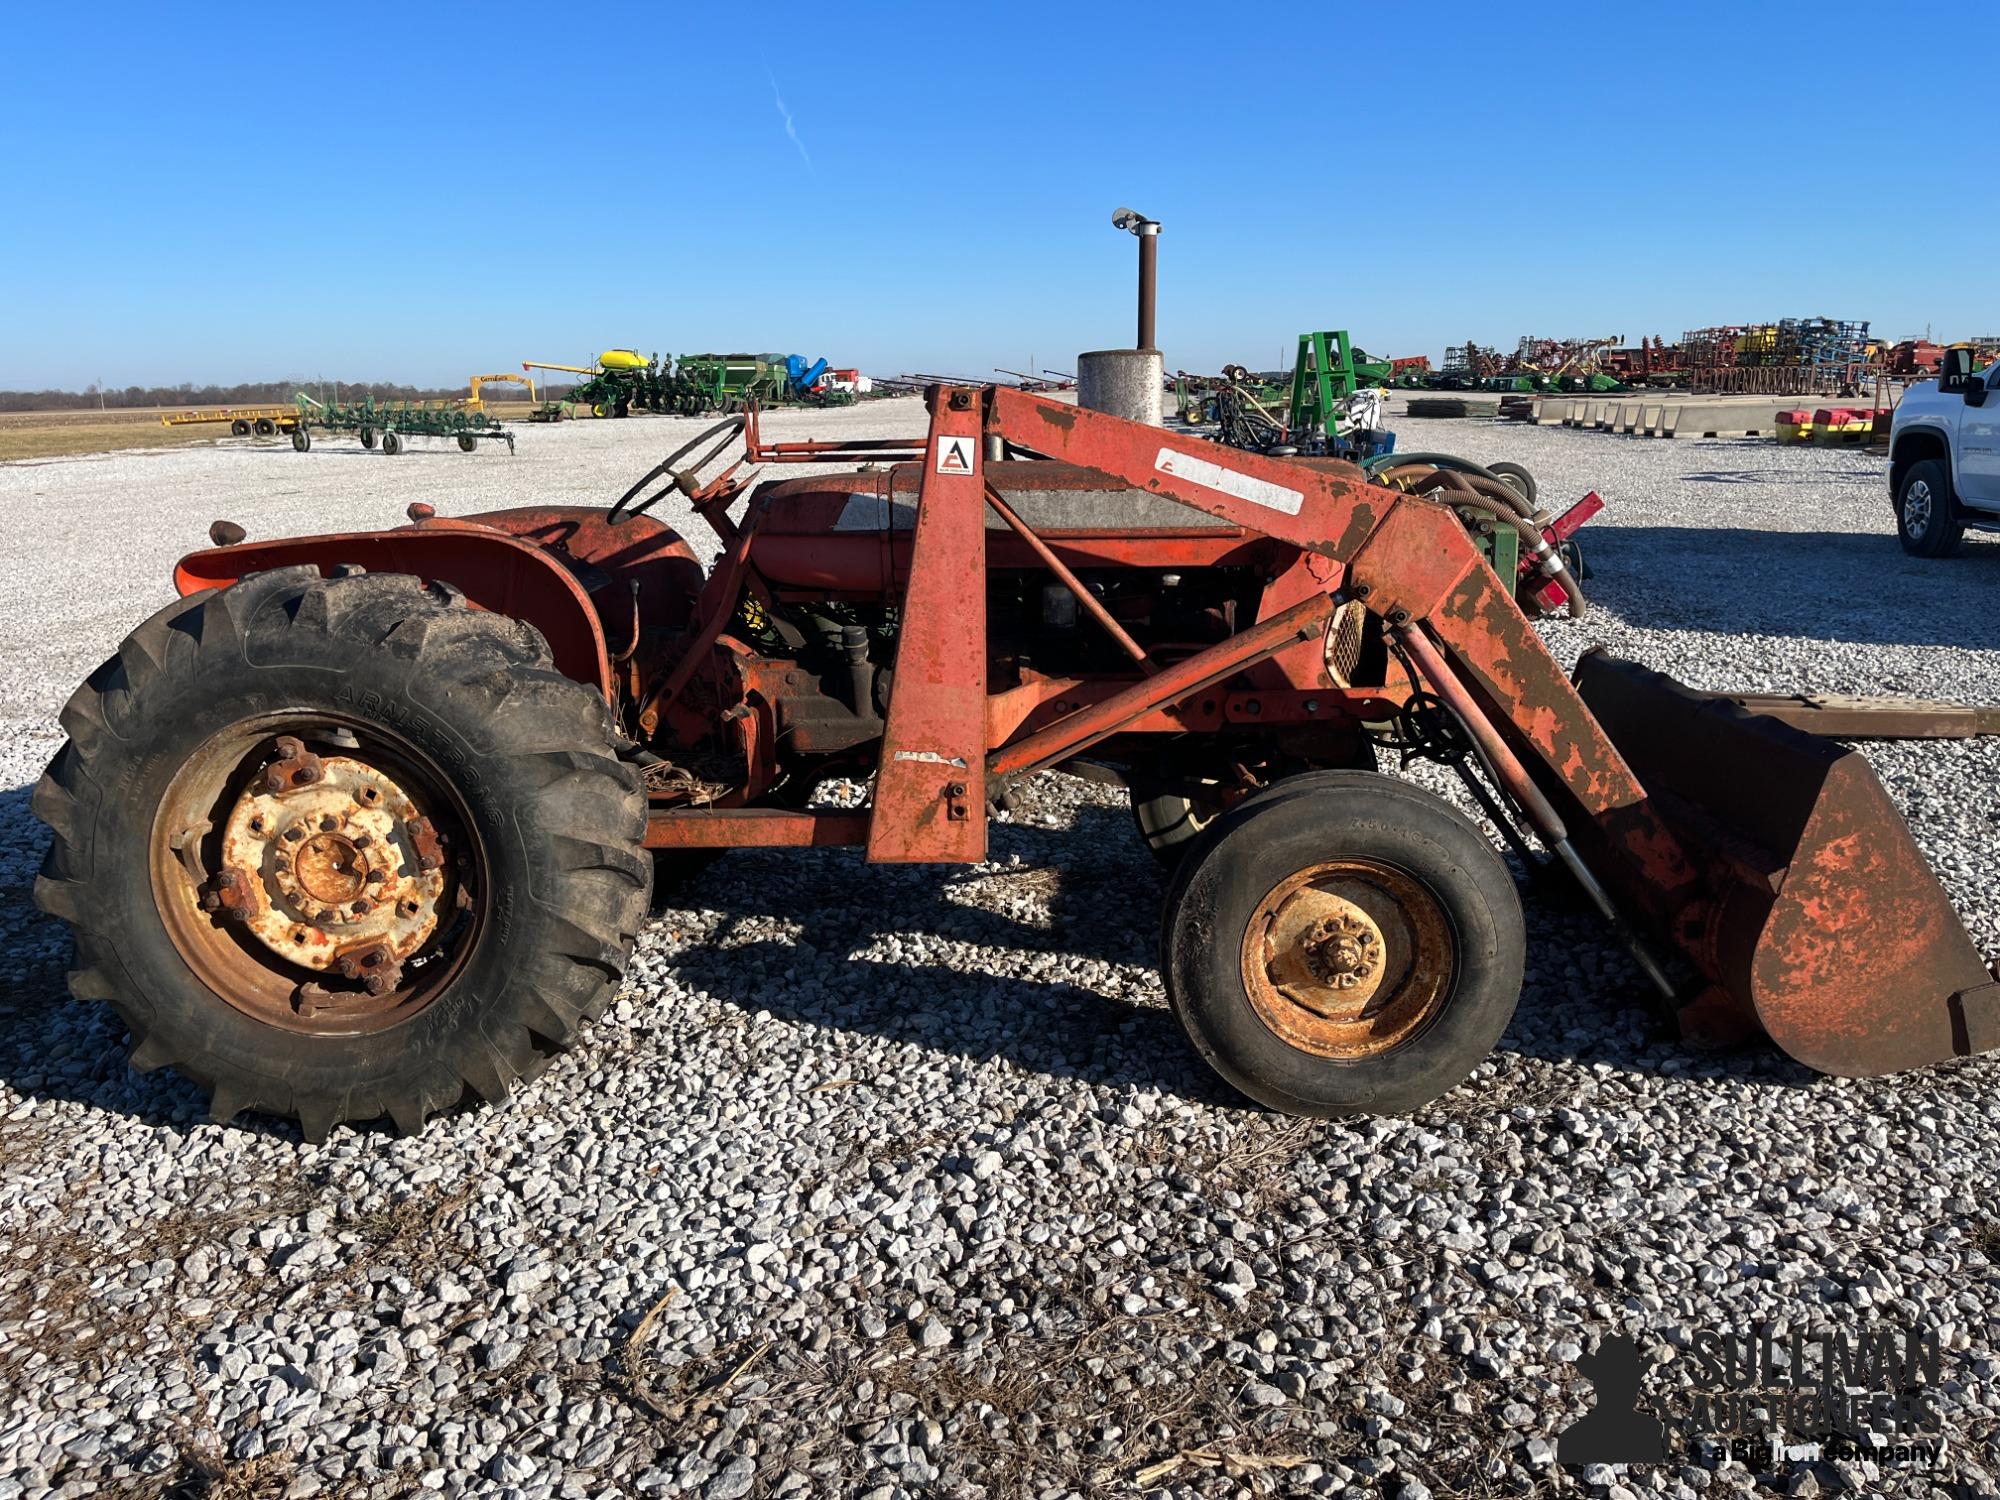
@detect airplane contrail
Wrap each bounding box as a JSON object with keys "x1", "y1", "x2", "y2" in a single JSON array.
[{"x1": 768, "y1": 74, "x2": 813, "y2": 173}]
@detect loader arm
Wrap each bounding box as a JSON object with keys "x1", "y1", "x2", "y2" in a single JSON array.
[
  {"x1": 982, "y1": 386, "x2": 1697, "y2": 897},
  {"x1": 977, "y1": 386, "x2": 2000, "y2": 1075}
]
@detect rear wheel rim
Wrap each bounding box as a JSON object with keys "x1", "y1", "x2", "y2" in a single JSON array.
[
  {"x1": 147, "y1": 714, "x2": 486, "y2": 1036},
  {"x1": 1239, "y1": 858, "x2": 1454, "y2": 1058},
  {"x1": 1906, "y1": 479, "x2": 1932, "y2": 539}
]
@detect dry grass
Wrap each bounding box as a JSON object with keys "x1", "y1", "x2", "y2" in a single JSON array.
[
  {"x1": 0, "y1": 408, "x2": 233, "y2": 462},
  {"x1": 580, "y1": 1251, "x2": 1319, "y2": 1497},
  {"x1": 0, "y1": 402, "x2": 541, "y2": 462}
]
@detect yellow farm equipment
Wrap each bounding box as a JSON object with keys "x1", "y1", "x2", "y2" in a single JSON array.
[
  {"x1": 467, "y1": 373, "x2": 538, "y2": 410},
  {"x1": 160, "y1": 407, "x2": 299, "y2": 438}
]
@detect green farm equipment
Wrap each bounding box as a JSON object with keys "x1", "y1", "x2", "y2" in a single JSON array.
[
  {"x1": 679, "y1": 353, "x2": 850, "y2": 411},
  {"x1": 522, "y1": 354, "x2": 710, "y2": 419},
  {"x1": 1174, "y1": 375, "x2": 1215, "y2": 425},
  {"x1": 521, "y1": 349, "x2": 854, "y2": 420},
  {"x1": 292, "y1": 394, "x2": 514, "y2": 455},
  {"x1": 1284, "y1": 331, "x2": 1396, "y2": 460}
]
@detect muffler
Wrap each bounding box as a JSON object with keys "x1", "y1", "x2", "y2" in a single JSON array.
[{"x1": 1573, "y1": 650, "x2": 2000, "y2": 1077}]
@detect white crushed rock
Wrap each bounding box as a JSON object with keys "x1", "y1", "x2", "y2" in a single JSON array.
[{"x1": 2, "y1": 398, "x2": 1997, "y2": 1498}]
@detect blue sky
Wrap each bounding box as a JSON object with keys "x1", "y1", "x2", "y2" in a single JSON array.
[{"x1": 2, "y1": 3, "x2": 1991, "y2": 389}]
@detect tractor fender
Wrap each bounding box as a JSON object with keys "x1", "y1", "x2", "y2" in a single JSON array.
[{"x1": 176, "y1": 518, "x2": 621, "y2": 700}]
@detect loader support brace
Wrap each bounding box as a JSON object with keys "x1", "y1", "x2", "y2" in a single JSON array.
[{"x1": 866, "y1": 397, "x2": 989, "y2": 862}]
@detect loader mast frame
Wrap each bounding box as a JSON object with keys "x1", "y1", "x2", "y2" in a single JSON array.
[
  {"x1": 644, "y1": 385, "x2": 2000, "y2": 1082},
  {"x1": 651, "y1": 385, "x2": 1695, "y2": 900}
]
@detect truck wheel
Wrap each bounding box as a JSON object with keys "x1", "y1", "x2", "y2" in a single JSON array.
[
  {"x1": 31, "y1": 568, "x2": 650, "y2": 1140},
  {"x1": 253, "y1": 418, "x2": 277, "y2": 437},
  {"x1": 1161, "y1": 770, "x2": 1523, "y2": 1115},
  {"x1": 1896, "y1": 458, "x2": 1963, "y2": 558},
  {"x1": 230, "y1": 419, "x2": 251, "y2": 437}
]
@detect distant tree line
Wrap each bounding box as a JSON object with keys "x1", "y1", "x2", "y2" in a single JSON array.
[{"x1": 0, "y1": 379, "x2": 575, "y2": 414}]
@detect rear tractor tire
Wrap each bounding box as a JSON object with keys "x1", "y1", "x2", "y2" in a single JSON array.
[
  {"x1": 31, "y1": 567, "x2": 650, "y2": 1140},
  {"x1": 1161, "y1": 770, "x2": 1524, "y2": 1115}
]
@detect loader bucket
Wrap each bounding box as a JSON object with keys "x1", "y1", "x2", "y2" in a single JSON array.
[{"x1": 1572, "y1": 650, "x2": 1999, "y2": 1077}]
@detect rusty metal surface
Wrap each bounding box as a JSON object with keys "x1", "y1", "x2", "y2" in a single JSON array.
[
  {"x1": 1240, "y1": 859, "x2": 1454, "y2": 1059},
  {"x1": 644, "y1": 809, "x2": 870, "y2": 849},
  {"x1": 988, "y1": 386, "x2": 1389, "y2": 561},
  {"x1": 866, "y1": 390, "x2": 990, "y2": 863},
  {"x1": 986, "y1": 595, "x2": 1334, "y2": 781},
  {"x1": 1574, "y1": 652, "x2": 1995, "y2": 1076},
  {"x1": 150, "y1": 720, "x2": 477, "y2": 1039},
  {"x1": 217, "y1": 754, "x2": 448, "y2": 989},
  {"x1": 175, "y1": 524, "x2": 616, "y2": 700},
  {"x1": 1697, "y1": 691, "x2": 2000, "y2": 740},
  {"x1": 981, "y1": 480, "x2": 1157, "y2": 674}
]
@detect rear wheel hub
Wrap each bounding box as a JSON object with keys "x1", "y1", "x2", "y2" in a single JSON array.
[
  {"x1": 152, "y1": 720, "x2": 478, "y2": 1037},
  {"x1": 219, "y1": 755, "x2": 449, "y2": 980}
]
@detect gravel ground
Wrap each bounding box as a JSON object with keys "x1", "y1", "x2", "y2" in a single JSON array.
[{"x1": 4, "y1": 399, "x2": 2000, "y2": 1499}]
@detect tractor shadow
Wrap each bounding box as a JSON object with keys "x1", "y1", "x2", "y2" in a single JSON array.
[
  {"x1": 657, "y1": 789, "x2": 1803, "y2": 1106},
  {"x1": 0, "y1": 774, "x2": 1805, "y2": 1134},
  {"x1": 657, "y1": 800, "x2": 1244, "y2": 1109},
  {"x1": 1579, "y1": 524, "x2": 2000, "y2": 651}
]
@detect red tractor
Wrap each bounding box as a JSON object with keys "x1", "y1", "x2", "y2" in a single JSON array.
[{"x1": 34, "y1": 387, "x2": 1999, "y2": 1138}]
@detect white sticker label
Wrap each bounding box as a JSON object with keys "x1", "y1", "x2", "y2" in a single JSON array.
[
  {"x1": 893, "y1": 749, "x2": 968, "y2": 767},
  {"x1": 933, "y1": 435, "x2": 977, "y2": 476},
  {"x1": 1154, "y1": 446, "x2": 1303, "y2": 515}
]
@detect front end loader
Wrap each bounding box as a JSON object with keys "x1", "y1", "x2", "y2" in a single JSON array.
[{"x1": 33, "y1": 386, "x2": 2000, "y2": 1138}]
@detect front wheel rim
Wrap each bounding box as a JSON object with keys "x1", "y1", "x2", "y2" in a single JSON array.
[
  {"x1": 1239, "y1": 858, "x2": 1454, "y2": 1059},
  {"x1": 1906, "y1": 479, "x2": 1932, "y2": 539},
  {"x1": 148, "y1": 714, "x2": 486, "y2": 1036}
]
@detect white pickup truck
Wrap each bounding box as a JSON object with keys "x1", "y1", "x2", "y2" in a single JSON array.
[{"x1": 1890, "y1": 346, "x2": 2000, "y2": 556}]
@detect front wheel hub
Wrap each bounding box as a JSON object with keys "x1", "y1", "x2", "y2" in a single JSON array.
[
  {"x1": 1242, "y1": 859, "x2": 1454, "y2": 1058},
  {"x1": 218, "y1": 753, "x2": 449, "y2": 983}
]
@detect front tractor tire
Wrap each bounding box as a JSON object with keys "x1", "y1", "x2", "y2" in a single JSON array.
[
  {"x1": 1162, "y1": 771, "x2": 1524, "y2": 1116},
  {"x1": 32, "y1": 567, "x2": 650, "y2": 1140}
]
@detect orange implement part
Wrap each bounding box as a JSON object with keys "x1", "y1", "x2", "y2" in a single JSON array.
[
  {"x1": 866, "y1": 396, "x2": 989, "y2": 863},
  {"x1": 1574, "y1": 652, "x2": 2000, "y2": 1076}
]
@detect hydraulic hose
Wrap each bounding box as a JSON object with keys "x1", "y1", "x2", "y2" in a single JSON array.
[
  {"x1": 1367, "y1": 452, "x2": 1540, "y2": 521},
  {"x1": 1444, "y1": 487, "x2": 1589, "y2": 620}
]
